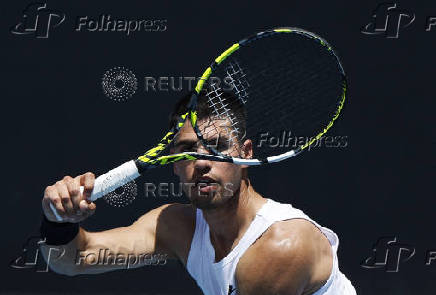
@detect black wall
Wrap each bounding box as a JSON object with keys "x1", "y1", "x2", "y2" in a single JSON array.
[{"x1": 1, "y1": 1, "x2": 434, "y2": 294}]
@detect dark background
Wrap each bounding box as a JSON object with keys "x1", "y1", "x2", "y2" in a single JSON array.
[{"x1": 1, "y1": 0, "x2": 434, "y2": 294}]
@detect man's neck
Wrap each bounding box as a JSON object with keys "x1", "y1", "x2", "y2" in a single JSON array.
[{"x1": 201, "y1": 178, "x2": 267, "y2": 260}]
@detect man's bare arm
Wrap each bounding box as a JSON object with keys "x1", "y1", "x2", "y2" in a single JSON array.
[
  {"x1": 40, "y1": 204, "x2": 178, "y2": 275},
  {"x1": 236, "y1": 219, "x2": 332, "y2": 295},
  {"x1": 39, "y1": 172, "x2": 195, "y2": 276}
]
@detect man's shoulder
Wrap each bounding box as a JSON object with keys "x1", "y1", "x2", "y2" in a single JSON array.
[
  {"x1": 154, "y1": 202, "x2": 196, "y2": 232},
  {"x1": 140, "y1": 203, "x2": 196, "y2": 264},
  {"x1": 235, "y1": 219, "x2": 332, "y2": 295},
  {"x1": 238, "y1": 218, "x2": 328, "y2": 269}
]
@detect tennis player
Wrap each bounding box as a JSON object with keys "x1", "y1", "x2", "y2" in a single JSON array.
[{"x1": 40, "y1": 92, "x2": 357, "y2": 295}]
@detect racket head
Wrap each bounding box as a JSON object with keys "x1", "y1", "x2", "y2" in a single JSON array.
[
  {"x1": 136, "y1": 27, "x2": 347, "y2": 170},
  {"x1": 189, "y1": 27, "x2": 347, "y2": 165}
]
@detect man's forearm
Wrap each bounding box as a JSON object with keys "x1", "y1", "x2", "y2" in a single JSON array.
[{"x1": 39, "y1": 227, "x2": 89, "y2": 276}]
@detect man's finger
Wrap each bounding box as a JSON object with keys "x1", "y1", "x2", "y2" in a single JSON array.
[
  {"x1": 80, "y1": 172, "x2": 95, "y2": 200},
  {"x1": 79, "y1": 199, "x2": 96, "y2": 217},
  {"x1": 42, "y1": 196, "x2": 57, "y2": 221},
  {"x1": 55, "y1": 181, "x2": 74, "y2": 215},
  {"x1": 65, "y1": 176, "x2": 81, "y2": 213},
  {"x1": 45, "y1": 186, "x2": 66, "y2": 218}
]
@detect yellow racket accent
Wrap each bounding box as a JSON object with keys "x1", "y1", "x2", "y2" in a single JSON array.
[
  {"x1": 190, "y1": 110, "x2": 198, "y2": 127},
  {"x1": 150, "y1": 153, "x2": 197, "y2": 165},
  {"x1": 178, "y1": 112, "x2": 189, "y2": 128},
  {"x1": 274, "y1": 28, "x2": 293, "y2": 33},
  {"x1": 137, "y1": 111, "x2": 190, "y2": 163},
  {"x1": 301, "y1": 81, "x2": 346, "y2": 150},
  {"x1": 195, "y1": 67, "x2": 212, "y2": 93},
  {"x1": 137, "y1": 131, "x2": 172, "y2": 161},
  {"x1": 195, "y1": 43, "x2": 240, "y2": 93},
  {"x1": 215, "y1": 43, "x2": 240, "y2": 64}
]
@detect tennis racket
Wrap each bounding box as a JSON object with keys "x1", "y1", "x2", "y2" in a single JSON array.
[{"x1": 50, "y1": 27, "x2": 347, "y2": 221}]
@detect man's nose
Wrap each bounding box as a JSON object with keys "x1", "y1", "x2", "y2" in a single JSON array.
[
  {"x1": 193, "y1": 144, "x2": 212, "y2": 172},
  {"x1": 196, "y1": 143, "x2": 210, "y2": 154},
  {"x1": 193, "y1": 157, "x2": 212, "y2": 174}
]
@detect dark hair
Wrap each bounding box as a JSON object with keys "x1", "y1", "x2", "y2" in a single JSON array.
[{"x1": 169, "y1": 90, "x2": 247, "y2": 142}]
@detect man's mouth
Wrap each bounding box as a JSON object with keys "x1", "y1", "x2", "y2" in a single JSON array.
[{"x1": 194, "y1": 177, "x2": 218, "y2": 194}]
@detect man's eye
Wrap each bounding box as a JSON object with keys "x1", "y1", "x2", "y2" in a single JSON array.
[
  {"x1": 211, "y1": 140, "x2": 231, "y2": 152},
  {"x1": 183, "y1": 147, "x2": 196, "y2": 152},
  {"x1": 179, "y1": 145, "x2": 196, "y2": 152},
  {"x1": 217, "y1": 142, "x2": 229, "y2": 151},
  {"x1": 205, "y1": 141, "x2": 220, "y2": 150}
]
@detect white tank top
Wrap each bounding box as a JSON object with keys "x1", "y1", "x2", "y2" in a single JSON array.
[{"x1": 186, "y1": 198, "x2": 357, "y2": 295}]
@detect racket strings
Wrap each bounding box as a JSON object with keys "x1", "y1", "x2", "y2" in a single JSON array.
[
  {"x1": 261, "y1": 44, "x2": 337, "y2": 130},
  {"x1": 200, "y1": 84, "x2": 245, "y2": 157},
  {"x1": 225, "y1": 60, "x2": 250, "y2": 104},
  {"x1": 199, "y1": 31, "x2": 344, "y2": 160},
  {"x1": 197, "y1": 116, "x2": 243, "y2": 158},
  {"x1": 206, "y1": 84, "x2": 241, "y2": 135}
]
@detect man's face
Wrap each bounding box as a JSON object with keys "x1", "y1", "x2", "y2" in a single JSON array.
[{"x1": 172, "y1": 117, "x2": 252, "y2": 209}]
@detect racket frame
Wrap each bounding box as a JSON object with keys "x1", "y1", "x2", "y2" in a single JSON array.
[{"x1": 49, "y1": 27, "x2": 346, "y2": 222}]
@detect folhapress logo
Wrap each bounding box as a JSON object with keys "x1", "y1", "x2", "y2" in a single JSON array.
[
  {"x1": 361, "y1": 236, "x2": 415, "y2": 272},
  {"x1": 11, "y1": 3, "x2": 167, "y2": 39},
  {"x1": 361, "y1": 3, "x2": 415, "y2": 38},
  {"x1": 10, "y1": 236, "x2": 65, "y2": 272},
  {"x1": 10, "y1": 2, "x2": 65, "y2": 38}
]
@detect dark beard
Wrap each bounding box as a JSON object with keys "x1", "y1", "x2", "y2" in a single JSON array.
[
  {"x1": 190, "y1": 190, "x2": 239, "y2": 211},
  {"x1": 190, "y1": 193, "x2": 221, "y2": 209},
  {"x1": 191, "y1": 198, "x2": 220, "y2": 210}
]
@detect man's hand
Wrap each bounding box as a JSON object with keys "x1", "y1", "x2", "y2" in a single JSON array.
[{"x1": 42, "y1": 172, "x2": 96, "y2": 223}]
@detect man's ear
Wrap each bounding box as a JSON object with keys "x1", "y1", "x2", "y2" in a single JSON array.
[
  {"x1": 170, "y1": 146, "x2": 178, "y2": 175},
  {"x1": 173, "y1": 163, "x2": 179, "y2": 176},
  {"x1": 242, "y1": 139, "x2": 253, "y2": 159}
]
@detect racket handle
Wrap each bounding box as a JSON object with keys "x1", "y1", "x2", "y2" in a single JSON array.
[{"x1": 49, "y1": 160, "x2": 140, "y2": 222}]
